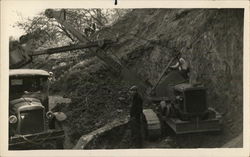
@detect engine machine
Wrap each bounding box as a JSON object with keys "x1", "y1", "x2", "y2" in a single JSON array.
[
  {"x1": 143, "y1": 82, "x2": 222, "y2": 138},
  {"x1": 165, "y1": 83, "x2": 222, "y2": 134},
  {"x1": 172, "y1": 83, "x2": 208, "y2": 119}
]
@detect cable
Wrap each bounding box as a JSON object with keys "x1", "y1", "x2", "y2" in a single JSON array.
[{"x1": 21, "y1": 130, "x2": 53, "y2": 145}]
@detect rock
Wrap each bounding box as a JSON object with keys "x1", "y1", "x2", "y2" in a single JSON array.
[
  {"x1": 118, "y1": 97, "x2": 126, "y2": 101},
  {"x1": 116, "y1": 109, "x2": 123, "y2": 113},
  {"x1": 73, "y1": 117, "x2": 129, "y2": 149}
]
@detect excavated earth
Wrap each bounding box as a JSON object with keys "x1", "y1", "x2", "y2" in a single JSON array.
[{"x1": 36, "y1": 9, "x2": 243, "y2": 148}]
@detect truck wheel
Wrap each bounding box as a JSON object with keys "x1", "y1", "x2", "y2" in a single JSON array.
[{"x1": 54, "y1": 122, "x2": 65, "y2": 149}]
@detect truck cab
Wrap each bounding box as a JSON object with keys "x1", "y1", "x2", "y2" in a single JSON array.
[{"x1": 9, "y1": 69, "x2": 49, "y2": 111}]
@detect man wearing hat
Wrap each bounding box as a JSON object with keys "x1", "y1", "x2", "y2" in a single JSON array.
[
  {"x1": 129, "y1": 85, "x2": 143, "y2": 148},
  {"x1": 169, "y1": 56, "x2": 190, "y2": 80}
]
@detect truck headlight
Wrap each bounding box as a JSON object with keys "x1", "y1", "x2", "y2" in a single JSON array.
[
  {"x1": 46, "y1": 111, "x2": 55, "y2": 119},
  {"x1": 9, "y1": 115, "x2": 17, "y2": 124}
]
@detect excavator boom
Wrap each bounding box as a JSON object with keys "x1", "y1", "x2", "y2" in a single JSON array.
[
  {"x1": 44, "y1": 9, "x2": 121, "y2": 73},
  {"x1": 44, "y1": 9, "x2": 150, "y2": 96},
  {"x1": 32, "y1": 40, "x2": 115, "y2": 56}
]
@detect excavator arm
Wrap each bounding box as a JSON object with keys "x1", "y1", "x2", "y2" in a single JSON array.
[
  {"x1": 44, "y1": 9, "x2": 150, "y2": 97},
  {"x1": 44, "y1": 9, "x2": 121, "y2": 73}
]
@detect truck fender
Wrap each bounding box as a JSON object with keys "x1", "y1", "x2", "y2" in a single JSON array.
[{"x1": 54, "y1": 112, "x2": 67, "y2": 121}]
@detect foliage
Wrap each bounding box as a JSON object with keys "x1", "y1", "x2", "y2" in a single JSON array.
[
  {"x1": 12, "y1": 9, "x2": 131, "y2": 66},
  {"x1": 14, "y1": 9, "x2": 132, "y2": 50}
]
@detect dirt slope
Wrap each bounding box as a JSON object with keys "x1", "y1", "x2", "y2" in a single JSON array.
[{"x1": 50, "y1": 9, "x2": 243, "y2": 148}]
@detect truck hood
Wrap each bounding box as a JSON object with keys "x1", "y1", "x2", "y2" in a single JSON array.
[{"x1": 10, "y1": 98, "x2": 44, "y2": 113}]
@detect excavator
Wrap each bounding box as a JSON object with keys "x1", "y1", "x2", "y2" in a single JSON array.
[{"x1": 10, "y1": 9, "x2": 222, "y2": 142}]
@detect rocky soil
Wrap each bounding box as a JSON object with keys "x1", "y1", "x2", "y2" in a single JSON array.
[{"x1": 35, "y1": 9, "x2": 243, "y2": 148}]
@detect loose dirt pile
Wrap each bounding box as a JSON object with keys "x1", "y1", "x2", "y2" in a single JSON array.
[{"x1": 44, "y1": 9, "x2": 243, "y2": 148}]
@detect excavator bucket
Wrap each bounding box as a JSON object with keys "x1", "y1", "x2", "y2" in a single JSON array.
[{"x1": 9, "y1": 44, "x2": 32, "y2": 69}]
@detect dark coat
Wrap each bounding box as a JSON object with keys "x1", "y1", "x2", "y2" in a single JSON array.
[{"x1": 130, "y1": 92, "x2": 143, "y2": 120}]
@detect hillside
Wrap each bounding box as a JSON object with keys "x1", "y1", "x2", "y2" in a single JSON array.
[{"x1": 44, "y1": 9, "x2": 243, "y2": 148}]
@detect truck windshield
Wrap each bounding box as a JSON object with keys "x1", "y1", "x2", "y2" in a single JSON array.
[{"x1": 9, "y1": 76, "x2": 48, "y2": 95}]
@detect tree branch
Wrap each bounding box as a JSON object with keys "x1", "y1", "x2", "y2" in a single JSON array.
[
  {"x1": 85, "y1": 9, "x2": 105, "y2": 26},
  {"x1": 57, "y1": 24, "x2": 76, "y2": 42}
]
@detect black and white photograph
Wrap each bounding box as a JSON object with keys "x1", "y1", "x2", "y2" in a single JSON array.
[{"x1": 1, "y1": 0, "x2": 249, "y2": 156}]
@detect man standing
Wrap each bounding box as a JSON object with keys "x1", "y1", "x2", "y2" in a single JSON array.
[
  {"x1": 129, "y1": 85, "x2": 143, "y2": 148},
  {"x1": 170, "y1": 56, "x2": 190, "y2": 80}
]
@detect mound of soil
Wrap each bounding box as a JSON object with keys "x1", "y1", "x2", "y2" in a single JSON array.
[{"x1": 48, "y1": 9, "x2": 243, "y2": 148}]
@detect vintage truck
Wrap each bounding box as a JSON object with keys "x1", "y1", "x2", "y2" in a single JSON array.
[{"x1": 9, "y1": 69, "x2": 67, "y2": 149}]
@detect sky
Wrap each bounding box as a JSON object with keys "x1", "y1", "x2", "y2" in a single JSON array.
[
  {"x1": 4, "y1": 0, "x2": 116, "y2": 40},
  {"x1": 9, "y1": 8, "x2": 45, "y2": 39}
]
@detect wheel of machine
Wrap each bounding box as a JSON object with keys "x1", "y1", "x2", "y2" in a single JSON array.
[
  {"x1": 143, "y1": 109, "x2": 161, "y2": 141},
  {"x1": 49, "y1": 117, "x2": 63, "y2": 130},
  {"x1": 55, "y1": 120, "x2": 63, "y2": 130},
  {"x1": 48, "y1": 117, "x2": 56, "y2": 129},
  {"x1": 47, "y1": 119, "x2": 65, "y2": 149}
]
